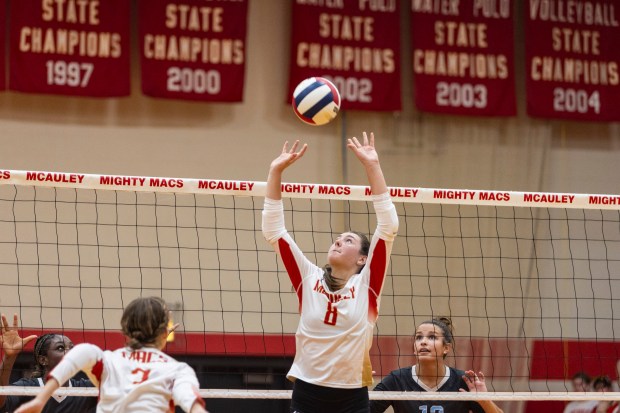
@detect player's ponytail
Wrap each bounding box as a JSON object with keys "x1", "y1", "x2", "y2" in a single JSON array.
[{"x1": 121, "y1": 297, "x2": 169, "y2": 349}]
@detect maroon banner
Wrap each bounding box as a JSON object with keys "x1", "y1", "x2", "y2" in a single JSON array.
[
  {"x1": 288, "y1": 0, "x2": 401, "y2": 112},
  {"x1": 9, "y1": 0, "x2": 130, "y2": 97},
  {"x1": 411, "y1": 0, "x2": 516, "y2": 116},
  {"x1": 0, "y1": 0, "x2": 5, "y2": 91},
  {"x1": 138, "y1": 0, "x2": 248, "y2": 102},
  {"x1": 525, "y1": 0, "x2": 620, "y2": 121}
]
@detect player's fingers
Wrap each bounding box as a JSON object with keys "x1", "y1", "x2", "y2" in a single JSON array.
[
  {"x1": 297, "y1": 144, "x2": 308, "y2": 157},
  {"x1": 22, "y1": 335, "x2": 37, "y2": 346},
  {"x1": 362, "y1": 131, "x2": 369, "y2": 146},
  {"x1": 369, "y1": 132, "x2": 375, "y2": 147},
  {"x1": 290, "y1": 140, "x2": 300, "y2": 153},
  {"x1": 13, "y1": 313, "x2": 19, "y2": 328}
]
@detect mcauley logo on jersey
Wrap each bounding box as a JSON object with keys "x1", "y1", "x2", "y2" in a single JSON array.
[{"x1": 312, "y1": 280, "x2": 355, "y2": 303}]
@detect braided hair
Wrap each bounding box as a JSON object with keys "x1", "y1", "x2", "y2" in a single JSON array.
[
  {"x1": 121, "y1": 297, "x2": 170, "y2": 350},
  {"x1": 32, "y1": 333, "x2": 57, "y2": 378},
  {"x1": 322, "y1": 231, "x2": 370, "y2": 292}
]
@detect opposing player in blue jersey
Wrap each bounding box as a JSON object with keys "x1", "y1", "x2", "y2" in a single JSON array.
[
  {"x1": 262, "y1": 132, "x2": 399, "y2": 413},
  {"x1": 370, "y1": 317, "x2": 503, "y2": 413}
]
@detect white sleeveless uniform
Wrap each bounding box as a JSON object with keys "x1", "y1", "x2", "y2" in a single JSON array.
[
  {"x1": 262, "y1": 192, "x2": 398, "y2": 388},
  {"x1": 49, "y1": 343, "x2": 204, "y2": 413}
]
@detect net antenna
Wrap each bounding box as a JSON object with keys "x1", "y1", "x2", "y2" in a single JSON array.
[{"x1": 1, "y1": 170, "x2": 619, "y2": 412}]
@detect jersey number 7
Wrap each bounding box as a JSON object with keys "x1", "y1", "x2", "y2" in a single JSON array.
[{"x1": 131, "y1": 368, "x2": 151, "y2": 384}]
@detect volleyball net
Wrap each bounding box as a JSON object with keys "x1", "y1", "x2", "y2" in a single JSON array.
[{"x1": 1, "y1": 170, "x2": 619, "y2": 412}]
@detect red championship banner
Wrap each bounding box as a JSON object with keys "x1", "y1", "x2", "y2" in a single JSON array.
[
  {"x1": 0, "y1": 0, "x2": 5, "y2": 91},
  {"x1": 411, "y1": 0, "x2": 516, "y2": 116},
  {"x1": 288, "y1": 0, "x2": 401, "y2": 111},
  {"x1": 525, "y1": 0, "x2": 620, "y2": 121},
  {"x1": 9, "y1": 0, "x2": 130, "y2": 97},
  {"x1": 138, "y1": 0, "x2": 248, "y2": 102}
]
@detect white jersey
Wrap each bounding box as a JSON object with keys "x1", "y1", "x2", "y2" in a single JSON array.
[
  {"x1": 262, "y1": 192, "x2": 398, "y2": 388},
  {"x1": 49, "y1": 343, "x2": 204, "y2": 413},
  {"x1": 562, "y1": 400, "x2": 599, "y2": 413}
]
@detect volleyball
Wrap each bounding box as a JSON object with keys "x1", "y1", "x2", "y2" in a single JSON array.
[{"x1": 292, "y1": 77, "x2": 341, "y2": 126}]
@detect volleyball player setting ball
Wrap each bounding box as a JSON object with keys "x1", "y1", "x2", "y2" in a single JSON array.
[
  {"x1": 262, "y1": 132, "x2": 399, "y2": 413},
  {"x1": 15, "y1": 297, "x2": 208, "y2": 413}
]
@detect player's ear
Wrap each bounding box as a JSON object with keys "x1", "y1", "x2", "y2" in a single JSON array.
[
  {"x1": 357, "y1": 255, "x2": 367, "y2": 266},
  {"x1": 38, "y1": 354, "x2": 48, "y2": 367}
]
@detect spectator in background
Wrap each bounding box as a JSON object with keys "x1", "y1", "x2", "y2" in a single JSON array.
[
  {"x1": 563, "y1": 372, "x2": 597, "y2": 413},
  {"x1": 591, "y1": 375, "x2": 617, "y2": 413}
]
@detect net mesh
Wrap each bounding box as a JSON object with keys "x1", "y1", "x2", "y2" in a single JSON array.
[{"x1": 1, "y1": 171, "x2": 619, "y2": 413}]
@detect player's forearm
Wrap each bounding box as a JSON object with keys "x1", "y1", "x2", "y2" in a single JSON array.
[
  {"x1": 364, "y1": 162, "x2": 388, "y2": 196},
  {"x1": 13, "y1": 377, "x2": 60, "y2": 413},
  {"x1": 189, "y1": 399, "x2": 208, "y2": 413},
  {"x1": 479, "y1": 400, "x2": 503, "y2": 413},
  {"x1": 266, "y1": 168, "x2": 283, "y2": 201},
  {"x1": 38, "y1": 377, "x2": 60, "y2": 401},
  {"x1": 0, "y1": 354, "x2": 18, "y2": 406},
  {"x1": 0, "y1": 354, "x2": 17, "y2": 386}
]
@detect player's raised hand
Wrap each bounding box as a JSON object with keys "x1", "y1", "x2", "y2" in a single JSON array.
[
  {"x1": 270, "y1": 140, "x2": 308, "y2": 173},
  {"x1": 347, "y1": 132, "x2": 379, "y2": 167},
  {"x1": 461, "y1": 370, "x2": 489, "y2": 393},
  {"x1": 0, "y1": 313, "x2": 37, "y2": 358}
]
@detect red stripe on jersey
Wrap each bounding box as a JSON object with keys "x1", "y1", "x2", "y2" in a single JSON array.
[
  {"x1": 90, "y1": 359, "x2": 104, "y2": 384},
  {"x1": 368, "y1": 239, "x2": 387, "y2": 321},
  {"x1": 169, "y1": 399, "x2": 175, "y2": 412},
  {"x1": 278, "y1": 238, "x2": 303, "y2": 310}
]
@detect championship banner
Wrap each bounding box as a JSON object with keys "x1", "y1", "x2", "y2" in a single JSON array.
[
  {"x1": 138, "y1": 0, "x2": 248, "y2": 102},
  {"x1": 288, "y1": 0, "x2": 401, "y2": 112},
  {"x1": 0, "y1": 0, "x2": 6, "y2": 91},
  {"x1": 410, "y1": 0, "x2": 516, "y2": 116},
  {"x1": 411, "y1": 0, "x2": 516, "y2": 116},
  {"x1": 525, "y1": 0, "x2": 620, "y2": 121},
  {"x1": 9, "y1": 0, "x2": 130, "y2": 97}
]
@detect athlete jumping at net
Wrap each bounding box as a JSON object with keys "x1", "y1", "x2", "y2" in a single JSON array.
[
  {"x1": 262, "y1": 132, "x2": 399, "y2": 413},
  {"x1": 14, "y1": 297, "x2": 208, "y2": 413},
  {"x1": 0, "y1": 314, "x2": 97, "y2": 413},
  {"x1": 370, "y1": 317, "x2": 503, "y2": 413}
]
